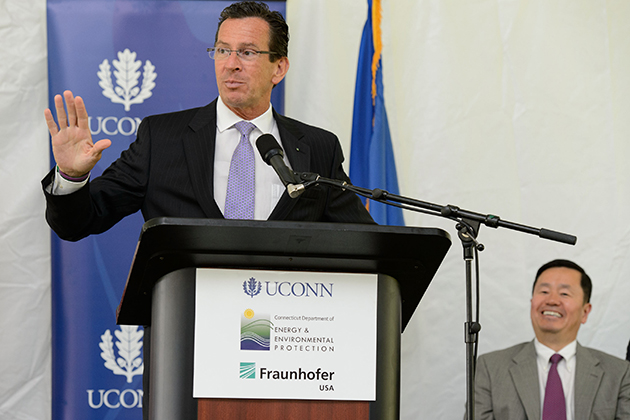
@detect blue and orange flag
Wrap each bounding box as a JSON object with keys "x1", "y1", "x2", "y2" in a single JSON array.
[{"x1": 350, "y1": 0, "x2": 404, "y2": 226}]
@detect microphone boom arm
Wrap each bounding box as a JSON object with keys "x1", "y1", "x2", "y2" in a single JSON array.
[
  {"x1": 291, "y1": 172, "x2": 577, "y2": 246},
  {"x1": 288, "y1": 169, "x2": 576, "y2": 420}
]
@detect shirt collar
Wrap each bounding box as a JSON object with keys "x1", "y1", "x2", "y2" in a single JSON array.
[
  {"x1": 216, "y1": 96, "x2": 274, "y2": 134},
  {"x1": 534, "y1": 338, "x2": 577, "y2": 371}
]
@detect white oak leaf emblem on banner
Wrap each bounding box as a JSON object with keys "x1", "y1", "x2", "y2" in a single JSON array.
[
  {"x1": 98, "y1": 49, "x2": 157, "y2": 111},
  {"x1": 99, "y1": 325, "x2": 144, "y2": 383}
]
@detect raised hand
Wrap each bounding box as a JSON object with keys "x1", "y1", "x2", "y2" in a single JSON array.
[{"x1": 44, "y1": 90, "x2": 111, "y2": 177}]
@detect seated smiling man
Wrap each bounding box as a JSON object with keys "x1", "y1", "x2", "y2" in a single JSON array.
[{"x1": 474, "y1": 259, "x2": 630, "y2": 420}]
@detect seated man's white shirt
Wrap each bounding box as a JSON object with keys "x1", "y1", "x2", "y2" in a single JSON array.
[{"x1": 535, "y1": 338, "x2": 577, "y2": 420}]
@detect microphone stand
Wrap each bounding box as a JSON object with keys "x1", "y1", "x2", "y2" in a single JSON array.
[{"x1": 290, "y1": 173, "x2": 576, "y2": 420}]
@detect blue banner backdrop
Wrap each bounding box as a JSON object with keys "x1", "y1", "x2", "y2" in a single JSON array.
[{"x1": 47, "y1": 1, "x2": 285, "y2": 418}]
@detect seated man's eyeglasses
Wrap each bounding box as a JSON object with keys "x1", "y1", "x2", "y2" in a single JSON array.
[{"x1": 207, "y1": 47, "x2": 278, "y2": 61}]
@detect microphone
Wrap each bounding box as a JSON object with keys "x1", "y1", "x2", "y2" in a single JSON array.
[
  {"x1": 255, "y1": 134, "x2": 356, "y2": 199},
  {"x1": 255, "y1": 134, "x2": 299, "y2": 187}
]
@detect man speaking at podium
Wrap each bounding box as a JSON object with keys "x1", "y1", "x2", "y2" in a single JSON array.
[
  {"x1": 42, "y1": 1, "x2": 373, "y2": 241},
  {"x1": 42, "y1": 2, "x2": 373, "y2": 417}
]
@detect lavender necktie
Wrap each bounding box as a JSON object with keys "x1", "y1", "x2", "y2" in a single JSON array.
[
  {"x1": 224, "y1": 121, "x2": 256, "y2": 219},
  {"x1": 543, "y1": 353, "x2": 566, "y2": 420}
]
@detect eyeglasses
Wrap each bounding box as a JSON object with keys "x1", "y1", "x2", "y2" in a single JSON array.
[{"x1": 207, "y1": 47, "x2": 278, "y2": 61}]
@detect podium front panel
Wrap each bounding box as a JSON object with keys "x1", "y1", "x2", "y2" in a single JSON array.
[
  {"x1": 149, "y1": 268, "x2": 401, "y2": 420},
  {"x1": 194, "y1": 268, "x2": 378, "y2": 401}
]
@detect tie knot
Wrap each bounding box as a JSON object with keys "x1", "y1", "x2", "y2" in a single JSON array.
[
  {"x1": 234, "y1": 120, "x2": 256, "y2": 136},
  {"x1": 550, "y1": 353, "x2": 563, "y2": 365}
]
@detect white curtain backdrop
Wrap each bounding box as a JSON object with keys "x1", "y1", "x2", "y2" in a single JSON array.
[
  {"x1": 2, "y1": 0, "x2": 629, "y2": 418},
  {"x1": 287, "y1": 1, "x2": 630, "y2": 418},
  {"x1": 0, "y1": 0, "x2": 50, "y2": 419}
]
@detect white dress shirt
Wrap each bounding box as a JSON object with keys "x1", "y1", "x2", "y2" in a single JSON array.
[
  {"x1": 50, "y1": 97, "x2": 291, "y2": 220},
  {"x1": 535, "y1": 338, "x2": 577, "y2": 420},
  {"x1": 214, "y1": 96, "x2": 288, "y2": 220}
]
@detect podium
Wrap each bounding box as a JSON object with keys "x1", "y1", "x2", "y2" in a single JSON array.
[{"x1": 117, "y1": 218, "x2": 451, "y2": 420}]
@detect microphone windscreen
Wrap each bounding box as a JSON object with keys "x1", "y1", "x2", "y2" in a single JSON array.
[{"x1": 256, "y1": 134, "x2": 282, "y2": 163}]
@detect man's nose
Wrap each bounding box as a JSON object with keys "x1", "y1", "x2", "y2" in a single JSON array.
[
  {"x1": 545, "y1": 292, "x2": 561, "y2": 303},
  {"x1": 225, "y1": 51, "x2": 242, "y2": 69}
]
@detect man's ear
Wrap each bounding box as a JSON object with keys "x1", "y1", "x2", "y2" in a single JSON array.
[
  {"x1": 581, "y1": 302, "x2": 592, "y2": 324},
  {"x1": 271, "y1": 57, "x2": 289, "y2": 85}
]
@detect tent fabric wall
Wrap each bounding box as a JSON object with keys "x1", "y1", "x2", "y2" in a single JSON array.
[
  {"x1": 2, "y1": 0, "x2": 629, "y2": 419},
  {"x1": 0, "y1": 0, "x2": 50, "y2": 419},
  {"x1": 287, "y1": 1, "x2": 630, "y2": 418}
]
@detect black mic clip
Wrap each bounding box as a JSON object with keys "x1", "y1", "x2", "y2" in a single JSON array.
[{"x1": 287, "y1": 172, "x2": 349, "y2": 199}]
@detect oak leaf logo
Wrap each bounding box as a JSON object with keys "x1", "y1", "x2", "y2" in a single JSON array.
[
  {"x1": 243, "y1": 277, "x2": 262, "y2": 298},
  {"x1": 98, "y1": 49, "x2": 157, "y2": 111},
  {"x1": 99, "y1": 325, "x2": 144, "y2": 383}
]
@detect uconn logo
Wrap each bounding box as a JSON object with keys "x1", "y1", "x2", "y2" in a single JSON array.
[
  {"x1": 244, "y1": 278, "x2": 334, "y2": 298},
  {"x1": 87, "y1": 389, "x2": 143, "y2": 409},
  {"x1": 88, "y1": 49, "x2": 157, "y2": 137},
  {"x1": 86, "y1": 326, "x2": 144, "y2": 410},
  {"x1": 88, "y1": 116, "x2": 143, "y2": 137}
]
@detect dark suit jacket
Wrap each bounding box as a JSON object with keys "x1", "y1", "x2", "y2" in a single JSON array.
[
  {"x1": 474, "y1": 340, "x2": 630, "y2": 420},
  {"x1": 42, "y1": 99, "x2": 374, "y2": 240}
]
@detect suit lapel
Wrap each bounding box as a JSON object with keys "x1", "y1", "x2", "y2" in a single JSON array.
[
  {"x1": 182, "y1": 100, "x2": 224, "y2": 218},
  {"x1": 267, "y1": 112, "x2": 311, "y2": 220},
  {"x1": 509, "y1": 341, "x2": 542, "y2": 420},
  {"x1": 181, "y1": 105, "x2": 312, "y2": 220},
  {"x1": 574, "y1": 343, "x2": 603, "y2": 420},
  {"x1": 277, "y1": 114, "x2": 310, "y2": 173}
]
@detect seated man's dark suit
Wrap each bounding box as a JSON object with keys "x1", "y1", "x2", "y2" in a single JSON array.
[
  {"x1": 474, "y1": 340, "x2": 630, "y2": 420},
  {"x1": 42, "y1": 99, "x2": 374, "y2": 239}
]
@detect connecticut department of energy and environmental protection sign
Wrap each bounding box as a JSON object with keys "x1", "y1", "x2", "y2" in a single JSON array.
[{"x1": 193, "y1": 269, "x2": 378, "y2": 400}]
